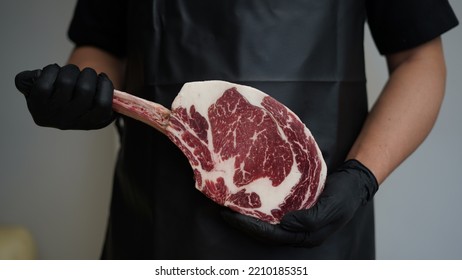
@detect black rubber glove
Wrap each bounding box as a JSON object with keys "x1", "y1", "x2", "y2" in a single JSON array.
[
  {"x1": 221, "y1": 159, "x2": 379, "y2": 247},
  {"x1": 15, "y1": 63, "x2": 114, "y2": 130}
]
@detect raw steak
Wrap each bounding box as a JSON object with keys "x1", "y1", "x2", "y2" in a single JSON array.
[{"x1": 113, "y1": 81, "x2": 327, "y2": 224}]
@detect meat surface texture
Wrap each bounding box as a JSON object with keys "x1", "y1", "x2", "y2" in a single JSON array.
[{"x1": 112, "y1": 81, "x2": 327, "y2": 224}]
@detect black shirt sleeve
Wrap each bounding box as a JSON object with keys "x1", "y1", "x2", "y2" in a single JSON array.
[
  {"x1": 366, "y1": 0, "x2": 459, "y2": 55},
  {"x1": 67, "y1": 0, "x2": 128, "y2": 58}
]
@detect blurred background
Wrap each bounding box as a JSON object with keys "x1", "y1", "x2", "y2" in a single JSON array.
[{"x1": 0, "y1": 0, "x2": 461, "y2": 259}]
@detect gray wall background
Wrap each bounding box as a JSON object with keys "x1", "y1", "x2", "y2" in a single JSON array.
[{"x1": 0, "y1": 0, "x2": 460, "y2": 259}]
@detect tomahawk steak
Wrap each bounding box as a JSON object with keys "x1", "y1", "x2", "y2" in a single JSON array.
[{"x1": 113, "y1": 81, "x2": 327, "y2": 224}]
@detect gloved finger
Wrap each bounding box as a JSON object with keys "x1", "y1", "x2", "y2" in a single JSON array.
[
  {"x1": 76, "y1": 72, "x2": 114, "y2": 129},
  {"x1": 52, "y1": 64, "x2": 80, "y2": 105},
  {"x1": 14, "y1": 69, "x2": 42, "y2": 97},
  {"x1": 75, "y1": 67, "x2": 98, "y2": 106},
  {"x1": 221, "y1": 210, "x2": 307, "y2": 246},
  {"x1": 280, "y1": 196, "x2": 340, "y2": 232},
  {"x1": 94, "y1": 72, "x2": 114, "y2": 114},
  {"x1": 29, "y1": 63, "x2": 60, "y2": 103},
  {"x1": 61, "y1": 67, "x2": 98, "y2": 125},
  {"x1": 296, "y1": 221, "x2": 341, "y2": 247}
]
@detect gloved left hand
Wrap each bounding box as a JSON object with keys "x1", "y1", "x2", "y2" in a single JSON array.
[{"x1": 221, "y1": 159, "x2": 379, "y2": 247}]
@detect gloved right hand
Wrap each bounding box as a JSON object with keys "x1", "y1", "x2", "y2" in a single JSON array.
[
  {"x1": 15, "y1": 63, "x2": 115, "y2": 130},
  {"x1": 221, "y1": 159, "x2": 378, "y2": 247}
]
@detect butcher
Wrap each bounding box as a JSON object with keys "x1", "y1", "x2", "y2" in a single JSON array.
[{"x1": 15, "y1": 0, "x2": 458, "y2": 259}]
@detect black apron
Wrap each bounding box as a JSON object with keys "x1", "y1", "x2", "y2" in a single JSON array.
[{"x1": 102, "y1": 0, "x2": 375, "y2": 259}]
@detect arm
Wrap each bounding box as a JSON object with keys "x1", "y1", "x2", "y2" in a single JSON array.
[
  {"x1": 67, "y1": 46, "x2": 126, "y2": 89},
  {"x1": 347, "y1": 37, "x2": 447, "y2": 184},
  {"x1": 220, "y1": 37, "x2": 449, "y2": 247}
]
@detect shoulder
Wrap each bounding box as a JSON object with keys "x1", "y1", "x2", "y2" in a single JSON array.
[
  {"x1": 68, "y1": 0, "x2": 128, "y2": 58},
  {"x1": 366, "y1": 0, "x2": 459, "y2": 55}
]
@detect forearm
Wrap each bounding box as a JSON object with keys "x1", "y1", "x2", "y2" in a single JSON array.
[
  {"x1": 347, "y1": 37, "x2": 447, "y2": 184},
  {"x1": 67, "y1": 46, "x2": 125, "y2": 89}
]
